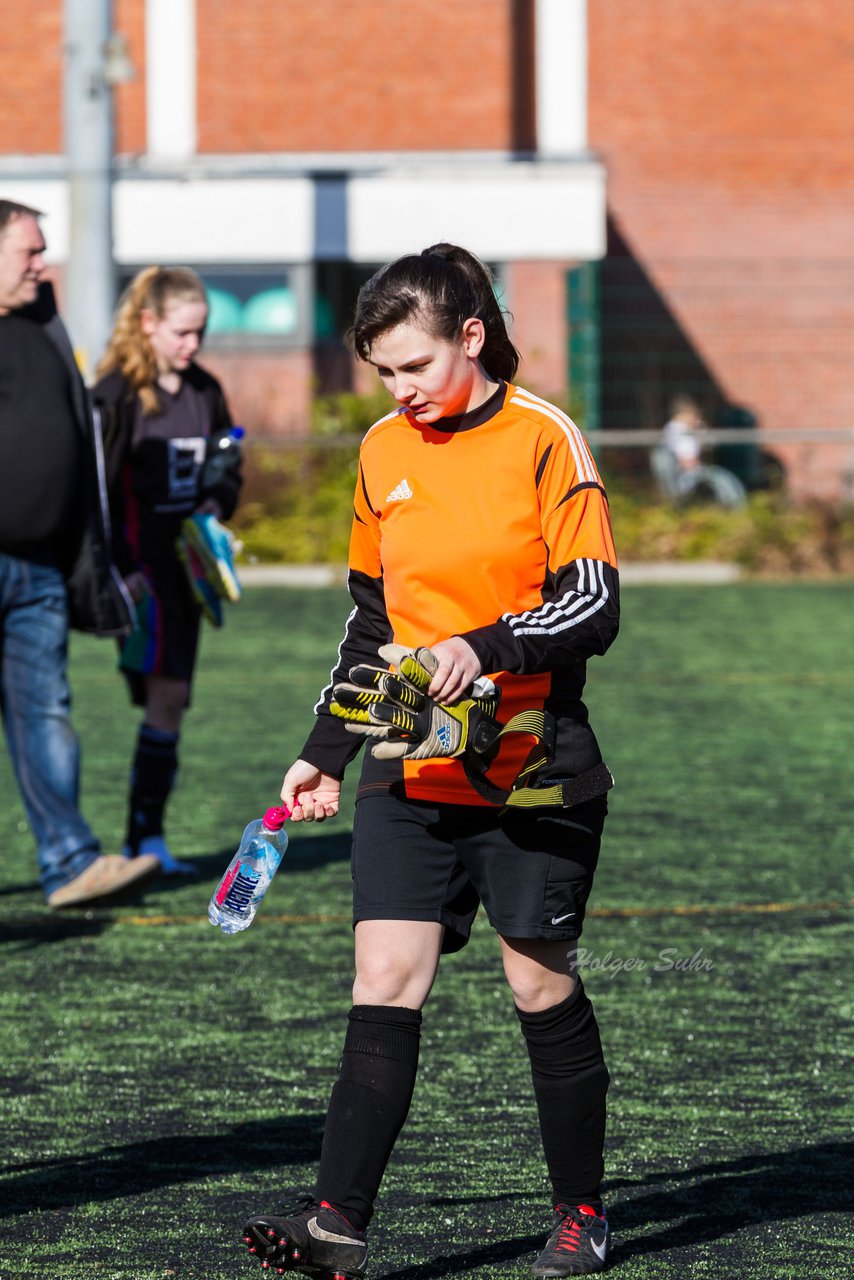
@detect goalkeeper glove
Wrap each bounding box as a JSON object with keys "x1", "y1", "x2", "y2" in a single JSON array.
[
  {"x1": 328, "y1": 642, "x2": 596, "y2": 811},
  {"x1": 330, "y1": 643, "x2": 502, "y2": 761}
]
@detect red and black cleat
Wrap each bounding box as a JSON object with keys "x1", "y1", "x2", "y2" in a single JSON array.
[
  {"x1": 242, "y1": 1200, "x2": 367, "y2": 1278},
  {"x1": 531, "y1": 1203, "x2": 610, "y2": 1276}
]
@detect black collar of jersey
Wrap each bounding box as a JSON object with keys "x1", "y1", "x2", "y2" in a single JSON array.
[{"x1": 424, "y1": 380, "x2": 508, "y2": 435}]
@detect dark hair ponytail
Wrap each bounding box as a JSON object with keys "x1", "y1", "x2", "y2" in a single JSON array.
[{"x1": 352, "y1": 242, "x2": 520, "y2": 382}]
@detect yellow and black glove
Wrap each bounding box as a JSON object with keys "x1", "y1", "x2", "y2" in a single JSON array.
[
  {"x1": 330, "y1": 643, "x2": 502, "y2": 761},
  {"x1": 329, "y1": 642, "x2": 606, "y2": 812}
]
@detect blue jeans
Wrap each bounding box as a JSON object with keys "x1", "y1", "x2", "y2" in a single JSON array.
[{"x1": 0, "y1": 551, "x2": 101, "y2": 898}]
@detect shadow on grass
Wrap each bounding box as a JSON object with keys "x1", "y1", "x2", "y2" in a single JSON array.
[
  {"x1": 0, "y1": 832, "x2": 352, "y2": 943},
  {"x1": 0, "y1": 1114, "x2": 325, "y2": 1217},
  {"x1": 0, "y1": 878, "x2": 42, "y2": 899},
  {"x1": 2, "y1": 1137, "x2": 851, "y2": 1272},
  {"x1": 378, "y1": 1141, "x2": 853, "y2": 1278},
  {"x1": 0, "y1": 913, "x2": 110, "y2": 947},
  {"x1": 182, "y1": 829, "x2": 353, "y2": 884},
  {"x1": 0, "y1": 872, "x2": 185, "y2": 946},
  {"x1": 381, "y1": 1233, "x2": 543, "y2": 1279},
  {"x1": 609, "y1": 1139, "x2": 853, "y2": 1264},
  {"x1": 278, "y1": 828, "x2": 353, "y2": 867}
]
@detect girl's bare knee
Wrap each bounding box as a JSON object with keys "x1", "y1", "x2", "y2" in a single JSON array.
[{"x1": 353, "y1": 920, "x2": 442, "y2": 1008}]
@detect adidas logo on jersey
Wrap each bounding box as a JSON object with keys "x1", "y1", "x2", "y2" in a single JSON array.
[{"x1": 386, "y1": 478, "x2": 413, "y2": 503}]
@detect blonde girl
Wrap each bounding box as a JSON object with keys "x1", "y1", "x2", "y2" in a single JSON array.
[{"x1": 94, "y1": 267, "x2": 241, "y2": 875}]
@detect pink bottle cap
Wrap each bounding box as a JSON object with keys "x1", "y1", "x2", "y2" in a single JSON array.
[{"x1": 263, "y1": 805, "x2": 291, "y2": 830}]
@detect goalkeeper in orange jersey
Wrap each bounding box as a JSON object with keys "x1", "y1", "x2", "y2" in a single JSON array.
[{"x1": 242, "y1": 244, "x2": 619, "y2": 1277}]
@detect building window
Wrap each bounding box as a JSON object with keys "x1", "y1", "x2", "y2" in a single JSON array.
[
  {"x1": 117, "y1": 267, "x2": 309, "y2": 345},
  {"x1": 201, "y1": 269, "x2": 301, "y2": 341}
]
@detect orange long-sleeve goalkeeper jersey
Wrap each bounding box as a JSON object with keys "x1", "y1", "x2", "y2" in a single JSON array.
[{"x1": 301, "y1": 382, "x2": 620, "y2": 806}]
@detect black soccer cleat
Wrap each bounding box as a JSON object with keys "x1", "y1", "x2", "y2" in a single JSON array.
[
  {"x1": 242, "y1": 1199, "x2": 368, "y2": 1278},
  {"x1": 531, "y1": 1203, "x2": 610, "y2": 1276}
]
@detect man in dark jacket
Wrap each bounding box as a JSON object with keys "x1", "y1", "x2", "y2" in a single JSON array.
[{"x1": 0, "y1": 199, "x2": 159, "y2": 906}]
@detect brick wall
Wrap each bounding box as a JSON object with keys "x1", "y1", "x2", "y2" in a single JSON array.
[
  {"x1": 589, "y1": 0, "x2": 852, "y2": 193},
  {"x1": 201, "y1": 346, "x2": 314, "y2": 437},
  {"x1": 0, "y1": 4, "x2": 63, "y2": 152},
  {"x1": 114, "y1": 0, "x2": 147, "y2": 156},
  {"x1": 7, "y1": 0, "x2": 518, "y2": 156},
  {"x1": 196, "y1": 0, "x2": 516, "y2": 153},
  {"x1": 0, "y1": 1, "x2": 144, "y2": 155},
  {"x1": 506, "y1": 261, "x2": 570, "y2": 403},
  {"x1": 588, "y1": 0, "x2": 854, "y2": 495}
]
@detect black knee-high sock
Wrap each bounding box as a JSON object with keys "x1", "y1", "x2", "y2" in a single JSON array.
[
  {"x1": 126, "y1": 723, "x2": 179, "y2": 852},
  {"x1": 315, "y1": 1005, "x2": 422, "y2": 1230},
  {"x1": 516, "y1": 981, "x2": 609, "y2": 1206}
]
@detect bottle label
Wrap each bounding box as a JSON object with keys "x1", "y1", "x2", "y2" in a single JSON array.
[{"x1": 216, "y1": 863, "x2": 260, "y2": 914}]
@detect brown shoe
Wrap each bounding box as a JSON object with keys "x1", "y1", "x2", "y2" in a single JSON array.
[{"x1": 47, "y1": 853, "x2": 160, "y2": 909}]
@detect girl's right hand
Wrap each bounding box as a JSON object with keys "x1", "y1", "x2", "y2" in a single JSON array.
[{"x1": 281, "y1": 759, "x2": 341, "y2": 823}]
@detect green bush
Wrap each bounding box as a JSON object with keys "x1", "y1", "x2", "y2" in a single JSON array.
[
  {"x1": 230, "y1": 388, "x2": 395, "y2": 562},
  {"x1": 230, "y1": 391, "x2": 854, "y2": 576},
  {"x1": 608, "y1": 490, "x2": 854, "y2": 574},
  {"x1": 230, "y1": 442, "x2": 358, "y2": 563},
  {"x1": 310, "y1": 385, "x2": 396, "y2": 438}
]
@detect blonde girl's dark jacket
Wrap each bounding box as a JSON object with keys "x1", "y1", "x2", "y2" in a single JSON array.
[{"x1": 94, "y1": 363, "x2": 241, "y2": 579}]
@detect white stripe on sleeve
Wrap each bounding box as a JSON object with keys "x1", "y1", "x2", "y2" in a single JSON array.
[
  {"x1": 504, "y1": 559, "x2": 610, "y2": 638},
  {"x1": 510, "y1": 388, "x2": 598, "y2": 485}
]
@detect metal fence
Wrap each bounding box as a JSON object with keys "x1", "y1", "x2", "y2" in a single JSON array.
[{"x1": 246, "y1": 426, "x2": 854, "y2": 505}]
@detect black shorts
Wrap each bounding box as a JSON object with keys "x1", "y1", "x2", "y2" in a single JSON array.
[
  {"x1": 117, "y1": 561, "x2": 201, "y2": 707},
  {"x1": 351, "y1": 792, "x2": 607, "y2": 954}
]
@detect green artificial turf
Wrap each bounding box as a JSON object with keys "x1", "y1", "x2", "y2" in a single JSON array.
[{"x1": 0, "y1": 583, "x2": 852, "y2": 1278}]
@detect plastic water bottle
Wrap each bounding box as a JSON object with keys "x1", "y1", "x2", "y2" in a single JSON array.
[
  {"x1": 208, "y1": 805, "x2": 290, "y2": 934},
  {"x1": 202, "y1": 425, "x2": 245, "y2": 490}
]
